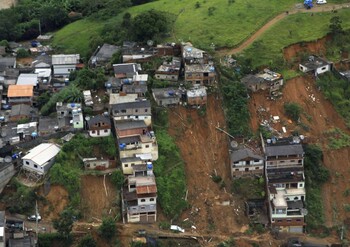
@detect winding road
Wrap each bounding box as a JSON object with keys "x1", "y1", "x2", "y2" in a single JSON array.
[{"x1": 220, "y1": 3, "x2": 350, "y2": 55}]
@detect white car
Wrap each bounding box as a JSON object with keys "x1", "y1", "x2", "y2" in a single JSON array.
[
  {"x1": 316, "y1": 0, "x2": 327, "y2": 4},
  {"x1": 28, "y1": 214, "x2": 41, "y2": 221}
]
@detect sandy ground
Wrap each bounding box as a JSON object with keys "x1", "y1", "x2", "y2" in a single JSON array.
[{"x1": 0, "y1": 0, "x2": 15, "y2": 9}]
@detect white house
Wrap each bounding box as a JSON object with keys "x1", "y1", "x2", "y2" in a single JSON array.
[
  {"x1": 22, "y1": 143, "x2": 61, "y2": 175},
  {"x1": 299, "y1": 56, "x2": 332, "y2": 75},
  {"x1": 52, "y1": 54, "x2": 80, "y2": 77}
]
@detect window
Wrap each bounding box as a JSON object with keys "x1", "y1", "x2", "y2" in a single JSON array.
[
  {"x1": 25, "y1": 161, "x2": 30, "y2": 165},
  {"x1": 92, "y1": 130, "x2": 96, "y2": 134},
  {"x1": 322, "y1": 67, "x2": 327, "y2": 70},
  {"x1": 135, "y1": 109, "x2": 138, "y2": 113},
  {"x1": 141, "y1": 206, "x2": 145, "y2": 210},
  {"x1": 245, "y1": 168, "x2": 249, "y2": 172},
  {"x1": 294, "y1": 197, "x2": 299, "y2": 201},
  {"x1": 34, "y1": 164, "x2": 38, "y2": 168},
  {"x1": 254, "y1": 159, "x2": 260, "y2": 162},
  {"x1": 255, "y1": 167, "x2": 260, "y2": 170},
  {"x1": 124, "y1": 164, "x2": 129, "y2": 168},
  {"x1": 104, "y1": 129, "x2": 108, "y2": 133},
  {"x1": 150, "y1": 198, "x2": 154, "y2": 202},
  {"x1": 296, "y1": 219, "x2": 302, "y2": 222},
  {"x1": 76, "y1": 122, "x2": 79, "y2": 125},
  {"x1": 299, "y1": 183, "x2": 303, "y2": 188},
  {"x1": 277, "y1": 220, "x2": 283, "y2": 223},
  {"x1": 87, "y1": 164, "x2": 90, "y2": 168},
  {"x1": 145, "y1": 109, "x2": 148, "y2": 112},
  {"x1": 235, "y1": 169, "x2": 239, "y2": 171},
  {"x1": 298, "y1": 160, "x2": 302, "y2": 163},
  {"x1": 286, "y1": 219, "x2": 292, "y2": 222},
  {"x1": 141, "y1": 199, "x2": 146, "y2": 202},
  {"x1": 121, "y1": 109, "x2": 126, "y2": 113},
  {"x1": 145, "y1": 145, "x2": 149, "y2": 148}
]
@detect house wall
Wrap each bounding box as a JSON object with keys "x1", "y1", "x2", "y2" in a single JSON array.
[
  {"x1": 231, "y1": 165, "x2": 264, "y2": 178},
  {"x1": 155, "y1": 97, "x2": 180, "y2": 107},
  {"x1": 0, "y1": 164, "x2": 15, "y2": 194},
  {"x1": 114, "y1": 115, "x2": 152, "y2": 127},
  {"x1": 155, "y1": 73, "x2": 179, "y2": 82},
  {"x1": 137, "y1": 197, "x2": 156, "y2": 206},
  {"x1": 187, "y1": 95, "x2": 207, "y2": 105},
  {"x1": 266, "y1": 158, "x2": 303, "y2": 167},
  {"x1": 299, "y1": 64, "x2": 308, "y2": 73},
  {"x1": 122, "y1": 160, "x2": 144, "y2": 175},
  {"x1": 84, "y1": 159, "x2": 110, "y2": 170},
  {"x1": 8, "y1": 97, "x2": 32, "y2": 106},
  {"x1": 89, "y1": 129, "x2": 111, "y2": 137},
  {"x1": 112, "y1": 107, "x2": 151, "y2": 118},
  {"x1": 127, "y1": 211, "x2": 156, "y2": 223},
  {"x1": 22, "y1": 158, "x2": 55, "y2": 175},
  {"x1": 53, "y1": 64, "x2": 76, "y2": 77},
  {"x1": 185, "y1": 72, "x2": 216, "y2": 85},
  {"x1": 117, "y1": 128, "x2": 145, "y2": 138},
  {"x1": 316, "y1": 64, "x2": 330, "y2": 74},
  {"x1": 120, "y1": 147, "x2": 158, "y2": 161}
]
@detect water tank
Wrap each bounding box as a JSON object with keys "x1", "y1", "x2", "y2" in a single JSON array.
[
  {"x1": 266, "y1": 139, "x2": 272, "y2": 144},
  {"x1": 106, "y1": 83, "x2": 112, "y2": 88},
  {"x1": 168, "y1": 90, "x2": 175, "y2": 96},
  {"x1": 187, "y1": 48, "x2": 192, "y2": 52},
  {"x1": 70, "y1": 103, "x2": 76, "y2": 108},
  {"x1": 299, "y1": 135, "x2": 305, "y2": 140},
  {"x1": 147, "y1": 162, "x2": 153, "y2": 170}
]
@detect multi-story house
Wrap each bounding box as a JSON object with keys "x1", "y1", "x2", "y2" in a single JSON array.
[
  {"x1": 87, "y1": 115, "x2": 111, "y2": 137},
  {"x1": 241, "y1": 69, "x2": 284, "y2": 93},
  {"x1": 52, "y1": 54, "x2": 80, "y2": 77},
  {"x1": 7, "y1": 85, "x2": 34, "y2": 106},
  {"x1": 122, "y1": 162, "x2": 157, "y2": 223},
  {"x1": 56, "y1": 102, "x2": 84, "y2": 130},
  {"x1": 118, "y1": 133, "x2": 158, "y2": 161},
  {"x1": 155, "y1": 57, "x2": 181, "y2": 82},
  {"x1": 262, "y1": 137, "x2": 306, "y2": 233},
  {"x1": 111, "y1": 100, "x2": 152, "y2": 126},
  {"x1": 120, "y1": 156, "x2": 147, "y2": 175},
  {"x1": 230, "y1": 148, "x2": 264, "y2": 178},
  {"x1": 182, "y1": 43, "x2": 216, "y2": 86}
]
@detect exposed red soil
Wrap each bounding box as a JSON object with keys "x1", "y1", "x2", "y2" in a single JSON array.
[
  {"x1": 167, "y1": 94, "x2": 249, "y2": 244},
  {"x1": 283, "y1": 36, "x2": 330, "y2": 62},
  {"x1": 80, "y1": 175, "x2": 118, "y2": 222},
  {"x1": 40, "y1": 185, "x2": 68, "y2": 221}
]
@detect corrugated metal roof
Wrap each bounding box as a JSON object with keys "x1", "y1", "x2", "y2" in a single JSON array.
[
  {"x1": 7, "y1": 85, "x2": 33, "y2": 97},
  {"x1": 136, "y1": 185, "x2": 157, "y2": 194},
  {"x1": 52, "y1": 54, "x2": 80, "y2": 65},
  {"x1": 265, "y1": 144, "x2": 304, "y2": 157},
  {"x1": 22, "y1": 143, "x2": 60, "y2": 166},
  {"x1": 230, "y1": 148, "x2": 263, "y2": 162},
  {"x1": 16, "y1": 73, "x2": 38, "y2": 86}
]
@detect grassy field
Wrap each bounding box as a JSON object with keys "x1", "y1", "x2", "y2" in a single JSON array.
[
  {"x1": 241, "y1": 8, "x2": 350, "y2": 68},
  {"x1": 52, "y1": 0, "x2": 303, "y2": 53},
  {"x1": 128, "y1": 0, "x2": 302, "y2": 49},
  {"x1": 51, "y1": 19, "x2": 105, "y2": 58}
]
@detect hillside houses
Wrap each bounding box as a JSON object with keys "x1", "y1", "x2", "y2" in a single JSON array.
[{"x1": 241, "y1": 69, "x2": 283, "y2": 93}]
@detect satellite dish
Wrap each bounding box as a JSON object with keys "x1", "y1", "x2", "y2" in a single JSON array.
[
  {"x1": 301, "y1": 208, "x2": 308, "y2": 216},
  {"x1": 230, "y1": 141, "x2": 238, "y2": 149},
  {"x1": 147, "y1": 40, "x2": 154, "y2": 46}
]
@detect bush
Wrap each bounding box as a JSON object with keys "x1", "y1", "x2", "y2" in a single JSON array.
[
  {"x1": 99, "y1": 217, "x2": 116, "y2": 240},
  {"x1": 111, "y1": 170, "x2": 125, "y2": 189},
  {"x1": 16, "y1": 48, "x2": 30, "y2": 58},
  {"x1": 78, "y1": 234, "x2": 96, "y2": 247},
  {"x1": 284, "y1": 102, "x2": 302, "y2": 122}
]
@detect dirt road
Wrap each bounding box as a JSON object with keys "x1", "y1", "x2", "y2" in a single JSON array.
[{"x1": 220, "y1": 3, "x2": 350, "y2": 55}]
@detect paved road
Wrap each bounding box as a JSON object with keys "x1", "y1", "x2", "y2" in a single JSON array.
[{"x1": 220, "y1": 3, "x2": 350, "y2": 55}]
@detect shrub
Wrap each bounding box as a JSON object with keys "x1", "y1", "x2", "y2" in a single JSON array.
[
  {"x1": 284, "y1": 102, "x2": 302, "y2": 122},
  {"x1": 78, "y1": 234, "x2": 96, "y2": 247},
  {"x1": 98, "y1": 217, "x2": 116, "y2": 240},
  {"x1": 16, "y1": 48, "x2": 30, "y2": 58}
]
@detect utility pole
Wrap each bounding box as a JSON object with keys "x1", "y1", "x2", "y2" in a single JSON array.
[{"x1": 35, "y1": 200, "x2": 39, "y2": 245}]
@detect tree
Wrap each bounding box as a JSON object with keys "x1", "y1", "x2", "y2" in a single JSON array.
[
  {"x1": 132, "y1": 10, "x2": 171, "y2": 41},
  {"x1": 111, "y1": 170, "x2": 125, "y2": 189},
  {"x1": 53, "y1": 209, "x2": 75, "y2": 238},
  {"x1": 284, "y1": 102, "x2": 302, "y2": 122},
  {"x1": 329, "y1": 16, "x2": 343, "y2": 34},
  {"x1": 16, "y1": 48, "x2": 30, "y2": 58},
  {"x1": 98, "y1": 217, "x2": 116, "y2": 240},
  {"x1": 78, "y1": 234, "x2": 96, "y2": 247}
]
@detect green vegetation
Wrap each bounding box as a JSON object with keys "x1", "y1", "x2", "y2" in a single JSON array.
[
  {"x1": 1, "y1": 179, "x2": 39, "y2": 214},
  {"x1": 241, "y1": 10, "x2": 350, "y2": 68},
  {"x1": 153, "y1": 108, "x2": 188, "y2": 219},
  {"x1": 38, "y1": 233, "x2": 72, "y2": 247},
  {"x1": 217, "y1": 238, "x2": 236, "y2": 247},
  {"x1": 317, "y1": 72, "x2": 350, "y2": 127},
  {"x1": 110, "y1": 170, "x2": 125, "y2": 189},
  {"x1": 284, "y1": 102, "x2": 302, "y2": 122},
  {"x1": 50, "y1": 134, "x2": 116, "y2": 208},
  {"x1": 16, "y1": 48, "x2": 30, "y2": 58},
  {"x1": 98, "y1": 217, "x2": 116, "y2": 240},
  {"x1": 41, "y1": 68, "x2": 106, "y2": 115},
  {"x1": 53, "y1": 208, "x2": 75, "y2": 239},
  {"x1": 231, "y1": 177, "x2": 265, "y2": 199},
  {"x1": 304, "y1": 144, "x2": 330, "y2": 231},
  {"x1": 78, "y1": 234, "x2": 96, "y2": 247},
  {"x1": 128, "y1": 0, "x2": 301, "y2": 49},
  {"x1": 325, "y1": 128, "x2": 350, "y2": 149},
  {"x1": 218, "y1": 65, "x2": 250, "y2": 137}
]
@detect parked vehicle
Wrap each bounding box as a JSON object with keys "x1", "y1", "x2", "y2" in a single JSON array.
[
  {"x1": 27, "y1": 214, "x2": 41, "y2": 221},
  {"x1": 316, "y1": 0, "x2": 327, "y2": 4}
]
